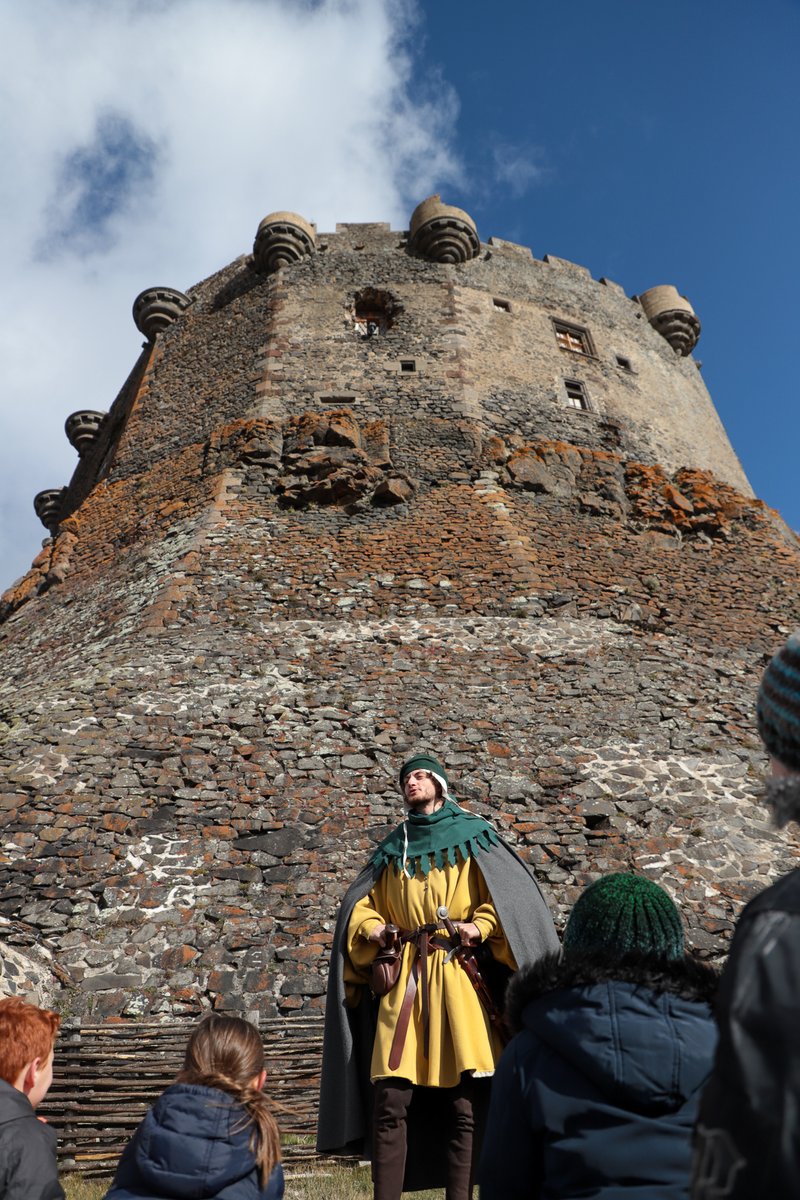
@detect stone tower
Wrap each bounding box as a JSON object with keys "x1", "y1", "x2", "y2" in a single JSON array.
[{"x1": 2, "y1": 197, "x2": 799, "y2": 1018}]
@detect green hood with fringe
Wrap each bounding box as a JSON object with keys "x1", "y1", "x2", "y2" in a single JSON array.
[{"x1": 369, "y1": 797, "x2": 499, "y2": 878}]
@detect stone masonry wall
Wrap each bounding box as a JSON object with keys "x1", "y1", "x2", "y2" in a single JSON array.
[
  {"x1": 45, "y1": 221, "x2": 749, "y2": 532},
  {"x1": 0, "y1": 213, "x2": 794, "y2": 1020}
]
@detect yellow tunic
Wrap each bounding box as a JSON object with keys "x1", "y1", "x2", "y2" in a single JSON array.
[{"x1": 346, "y1": 857, "x2": 516, "y2": 1088}]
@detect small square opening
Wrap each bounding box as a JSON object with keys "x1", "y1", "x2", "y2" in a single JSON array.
[
  {"x1": 400, "y1": 360, "x2": 416, "y2": 373},
  {"x1": 564, "y1": 379, "x2": 590, "y2": 411},
  {"x1": 616, "y1": 355, "x2": 633, "y2": 372},
  {"x1": 493, "y1": 298, "x2": 511, "y2": 312}
]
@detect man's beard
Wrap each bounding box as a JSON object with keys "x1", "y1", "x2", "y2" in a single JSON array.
[{"x1": 765, "y1": 773, "x2": 800, "y2": 828}]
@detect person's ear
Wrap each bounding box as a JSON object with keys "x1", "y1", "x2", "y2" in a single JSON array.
[
  {"x1": 22, "y1": 1058, "x2": 41, "y2": 1096},
  {"x1": 256, "y1": 1068, "x2": 267, "y2": 1091}
]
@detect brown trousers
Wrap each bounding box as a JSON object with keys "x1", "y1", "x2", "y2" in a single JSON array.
[{"x1": 372, "y1": 1075, "x2": 484, "y2": 1200}]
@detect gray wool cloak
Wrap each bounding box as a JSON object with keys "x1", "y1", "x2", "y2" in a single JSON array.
[{"x1": 316, "y1": 835, "x2": 559, "y2": 1162}]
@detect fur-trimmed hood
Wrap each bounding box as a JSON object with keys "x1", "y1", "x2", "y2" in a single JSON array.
[
  {"x1": 507, "y1": 951, "x2": 719, "y2": 1035},
  {"x1": 505, "y1": 952, "x2": 719, "y2": 1118}
]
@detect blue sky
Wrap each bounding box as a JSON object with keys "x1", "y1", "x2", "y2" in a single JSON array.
[
  {"x1": 0, "y1": 0, "x2": 797, "y2": 588},
  {"x1": 411, "y1": 1, "x2": 800, "y2": 531}
]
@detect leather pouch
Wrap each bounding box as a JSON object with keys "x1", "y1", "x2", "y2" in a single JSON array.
[{"x1": 370, "y1": 924, "x2": 402, "y2": 996}]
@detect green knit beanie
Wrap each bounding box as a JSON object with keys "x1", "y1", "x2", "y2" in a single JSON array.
[
  {"x1": 399, "y1": 754, "x2": 449, "y2": 797},
  {"x1": 563, "y1": 873, "x2": 684, "y2": 961}
]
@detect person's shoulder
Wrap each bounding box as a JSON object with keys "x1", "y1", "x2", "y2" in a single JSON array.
[
  {"x1": 720, "y1": 869, "x2": 800, "y2": 993},
  {"x1": 0, "y1": 1087, "x2": 56, "y2": 1148},
  {"x1": 739, "y1": 867, "x2": 800, "y2": 924},
  {"x1": 264, "y1": 1161, "x2": 285, "y2": 1199},
  {"x1": 0, "y1": 1104, "x2": 62, "y2": 1199},
  {"x1": 0, "y1": 1078, "x2": 31, "y2": 1122}
]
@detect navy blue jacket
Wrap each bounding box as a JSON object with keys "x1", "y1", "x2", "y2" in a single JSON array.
[
  {"x1": 104, "y1": 1083, "x2": 284, "y2": 1200},
  {"x1": 479, "y1": 953, "x2": 718, "y2": 1200}
]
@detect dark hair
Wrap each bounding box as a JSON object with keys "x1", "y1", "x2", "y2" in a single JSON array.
[
  {"x1": 0, "y1": 997, "x2": 60, "y2": 1085},
  {"x1": 176, "y1": 1014, "x2": 280, "y2": 1185}
]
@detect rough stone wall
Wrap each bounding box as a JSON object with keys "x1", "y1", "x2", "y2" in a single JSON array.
[
  {"x1": 44, "y1": 221, "x2": 748, "y2": 528},
  {"x1": 1, "y1": 215, "x2": 795, "y2": 1020}
]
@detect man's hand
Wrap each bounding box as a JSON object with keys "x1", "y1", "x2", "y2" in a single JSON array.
[
  {"x1": 454, "y1": 921, "x2": 481, "y2": 946},
  {"x1": 368, "y1": 924, "x2": 388, "y2": 947}
]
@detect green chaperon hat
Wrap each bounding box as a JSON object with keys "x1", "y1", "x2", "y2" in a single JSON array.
[{"x1": 398, "y1": 754, "x2": 449, "y2": 796}]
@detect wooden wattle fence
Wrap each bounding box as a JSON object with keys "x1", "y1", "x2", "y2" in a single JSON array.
[{"x1": 42, "y1": 1015, "x2": 333, "y2": 1176}]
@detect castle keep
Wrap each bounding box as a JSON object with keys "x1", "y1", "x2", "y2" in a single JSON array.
[{"x1": 1, "y1": 197, "x2": 799, "y2": 1020}]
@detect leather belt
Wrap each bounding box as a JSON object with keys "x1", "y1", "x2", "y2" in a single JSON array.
[{"x1": 387, "y1": 923, "x2": 453, "y2": 1070}]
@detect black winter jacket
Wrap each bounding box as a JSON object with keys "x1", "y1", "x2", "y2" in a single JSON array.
[
  {"x1": 479, "y1": 953, "x2": 718, "y2": 1200},
  {"x1": 0, "y1": 1079, "x2": 65, "y2": 1200},
  {"x1": 693, "y1": 866, "x2": 800, "y2": 1199},
  {"x1": 103, "y1": 1083, "x2": 284, "y2": 1200}
]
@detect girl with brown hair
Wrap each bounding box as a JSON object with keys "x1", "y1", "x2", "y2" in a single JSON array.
[{"x1": 104, "y1": 1013, "x2": 283, "y2": 1199}]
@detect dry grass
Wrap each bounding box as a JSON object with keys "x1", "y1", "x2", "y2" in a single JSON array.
[
  {"x1": 62, "y1": 1164, "x2": 447, "y2": 1199},
  {"x1": 286, "y1": 1163, "x2": 445, "y2": 1198},
  {"x1": 62, "y1": 1178, "x2": 111, "y2": 1200}
]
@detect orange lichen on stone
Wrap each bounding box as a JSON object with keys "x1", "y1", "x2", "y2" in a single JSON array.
[
  {"x1": 481, "y1": 435, "x2": 509, "y2": 465},
  {"x1": 0, "y1": 529, "x2": 79, "y2": 621},
  {"x1": 624, "y1": 461, "x2": 773, "y2": 540},
  {"x1": 208, "y1": 418, "x2": 282, "y2": 468}
]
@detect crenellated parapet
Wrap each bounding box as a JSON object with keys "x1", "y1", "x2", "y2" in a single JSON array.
[
  {"x1": 638, "y1": 285, "x2": 701, "y2": 356},
  {"x1": 33, "y1": 487, "x2": 66, "y2": 531},
  {"x1": 253, "y1": 211, "x2": 316, "y2": 274},
  {"x1": 65, "y1": 410, "x2": 107, "y2": 457},
  {"x1": 132, "y1": 287, "x2": 191, "y2": 341},
  {"x1": 408, "y1": 195, "x2": 480, "y2": 263}
]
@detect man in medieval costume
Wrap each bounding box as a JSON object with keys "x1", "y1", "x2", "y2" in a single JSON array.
[{"x1": 317, "y1": 753, "x2": 559, "y2": 1199}]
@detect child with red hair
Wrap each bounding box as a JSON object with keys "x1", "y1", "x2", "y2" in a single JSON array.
[{"x1": 0, "y1": 995, "x2": 64, "y2": 1200}]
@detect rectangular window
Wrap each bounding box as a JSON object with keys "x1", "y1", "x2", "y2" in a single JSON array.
[
  {"x1": 493, "y1": 298, "x2": 511, "y2": 312},
  {"x1": 564, "y1": 379, "x2": 590, "y2": 410},
  {"x1": 554, "y1": 320, "x2": 594, "y2": 356},
  {"x1": 400, "y1": 360, "x2": 416, "y2": 373},
  {"x1": 616, "y1": 354, "x2": 633, "y2": 372}
]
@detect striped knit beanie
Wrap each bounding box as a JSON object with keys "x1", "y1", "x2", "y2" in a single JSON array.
[
  {"x1": 563, "y1": 873, "x2": 684, "y2": 961},
  {"x1": 757, "y1": 633, "x2": 800, "y2": 771}
]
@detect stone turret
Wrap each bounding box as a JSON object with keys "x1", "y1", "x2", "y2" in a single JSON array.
[
  {"x1": 253, "y1": 211, "x2": 316, "y2": 273},
  {"x1": 65, "y1": 411, "x2": 107, "y2": 457},
  {"x1": 132, "y1": 287, "x2": 191, "y2": 340},
  {"x1": 32, "y1": 487, "x2": 65, "y2": 531},
  {"x1": 408, "y1": 194, "x2": 480, "y2": 262},
  {"x1": 639, "y1": 285, "x2": 701, "y2": 356}
]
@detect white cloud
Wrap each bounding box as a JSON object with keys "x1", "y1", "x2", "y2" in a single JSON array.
[
  {"x1": 0, "y1": 0, "x2": 460, "y2": 586},
  {"x1": 491, "y1": 142, "x2": 549, "y2": 198}
]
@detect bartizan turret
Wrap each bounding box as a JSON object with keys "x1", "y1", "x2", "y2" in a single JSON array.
[
  {"x1": 253, "y1": 211, "x2": 316, "y2": 273},
  {"x1": 638, "y1": 285, "x2": 701, "y2": 356},
  {"x1": 32, "y1": 487, "x2": 65, "y2": 531},
  {"x1": 132, "y1": 287, "x2": 191, "y2": 341},
  {"x1": 408, "y1": 194, "x2": 480, "y2": 262},
  {"x1": 65, "y1": 410, "x2": 107, "y2": 457}
]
